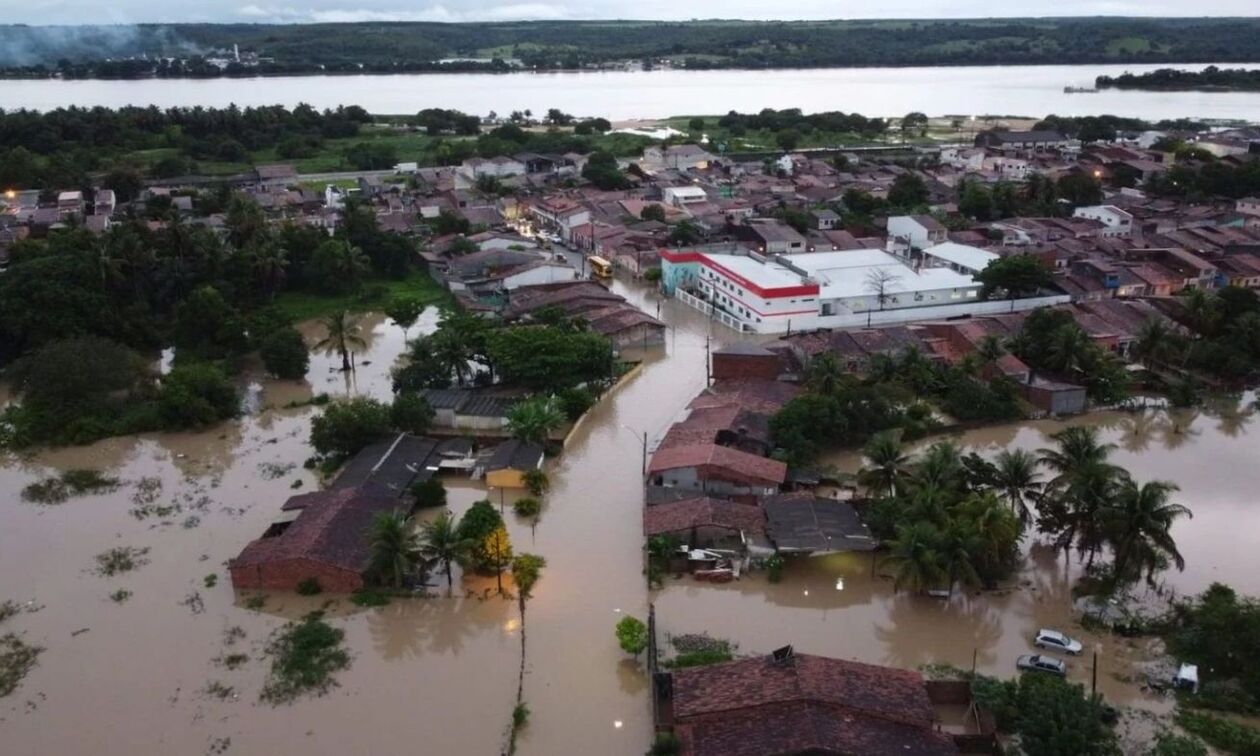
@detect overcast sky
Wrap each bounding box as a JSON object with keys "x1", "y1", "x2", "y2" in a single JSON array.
[{"x1": 9, "y1": 1, "x2": 1260, "y2": 25}]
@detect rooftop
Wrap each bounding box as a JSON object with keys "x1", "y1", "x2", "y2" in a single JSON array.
[{"x1": 642, "y1": 497, "x2": 766, "y2": 537}]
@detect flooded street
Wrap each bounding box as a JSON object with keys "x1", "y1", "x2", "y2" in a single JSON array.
[{"x1": 3, "y1": 280, "x2": 1260, "y2": 754}]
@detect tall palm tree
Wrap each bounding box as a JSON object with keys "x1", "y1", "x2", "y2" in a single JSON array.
[
  {"x1": 938, "y1": 522, "x2": 984, "y2": 598},
  {"x1": 1045, "y1": 324, "x2": 1092, "y2": 376},
  {"x1": 368, "y1": 510, "x2": 421, "y2": 589},
  {"x1": 976, "y1": 335, "x2": 1006, "y2": 368},
  {"x1": 883, "y1": 521, "x2": 945, "y2": 594},
  {"x1": 956, "y1": 492, "x2": 1021, "y2": 579},
  {"x1": 330, "y1": 239, "x2": 371, "y2": 284},
  {"x1": 428, "y1": 328, "x2": 474, "y2": 386},
  {"x1": 858, "y1": 430, "x2": 911, "y2": 498},
  {"x1": 992, "y1": 449, "x2": 1042, "y2": 525},
  {"x1": 315, "y1": 310, "x2": 365, "y2": 372},
  {"x1": 806, "y1": 353, "x2": 844, "y2": 395},
  {"x1": 419, "y1": 512, "x2": 474, "y2": 596},
  {"x1": 1180, "y1": 288, "x2": 1221, "y2": 338},
  {"x1": 250, "y1": 240, "x2": 288, "y2": 297},
  {"x1": 1104, "y1": 479, "x2": 1192, "y2": 585},
  {"x1": 1038, "y1": 426, "x2": 1118, "y2": 492},
  {"x1": 506, "y1": 397, "x2": 565, "y2": 446},
  {"x1": 1132, "y1": 318, "x2": 1183, "y2": 371},
  {"x1": 912, "y1": 441, "x2": 964, "y2": 493}
]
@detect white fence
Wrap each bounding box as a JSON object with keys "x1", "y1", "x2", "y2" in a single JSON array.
[{"x1": 672, "y1": 288, "x2": 1071, "y2": 334}]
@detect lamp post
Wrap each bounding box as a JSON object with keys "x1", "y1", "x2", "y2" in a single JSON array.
[{"x1": 620, "y1": 424, "x2": 648, "y2": 476}]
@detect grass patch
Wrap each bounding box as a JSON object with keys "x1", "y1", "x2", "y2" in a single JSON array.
[
  {"x1": 1177, "y1": 710, "x2": 1260, "y2": 754},
  {"x1": 349, "y1": 590, "x2": 391, "y2": 608},
  {"x1": 218, "y1": 653, "x2": 250, "y2": 670},
  {"x1": 243, "y1": 594, "x2": 267, "y2": 611},
  {"x1": 203, "y1": 574, "x2": 218, "y2": 589},
  {"x1": 93, "y1": 546, "x2": 151, "y2": 577},
  {"x1": 663, "y1": 633, "x2": 735, "y2": 669},
  {"x1": 203, "y1": 680, "x2": 237, "y2": 701},
  {"x1": 0, "y1": 633, "x2": 44, "y2": 697},
  {"x1": 21, "y1": 469, "x2": 121, "y2": 504},
  {"x1": 272, "y1": 271, "x2": 449, "y2": 322},
  {"x1": 259, "y1": 612, "x2": 351, "y2": 705}
]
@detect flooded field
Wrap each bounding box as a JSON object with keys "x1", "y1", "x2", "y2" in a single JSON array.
[{"x1": 3, "y1": 279, "x2": 1260, "y2": 755}]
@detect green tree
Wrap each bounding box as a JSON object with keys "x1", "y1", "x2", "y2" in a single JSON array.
[
  {"x1": 883, "y1": 521, "x2": 945, "y2": 594},
  {"x1": 260, "y1": 327, "x2": 310, "y2": 380},
  {"x1": 411, "y1": 478, "x2": 447, "y2": 509},
  {"x1": 483, "y1": 525, "x2": 514, "y2": 594},
  {"x1": 1103, "y1": 479, "x2": 1192, "y2": 585},
  {"x1": 615, "y1": 615, "x2": 649, "y2": 657},
  {"x1": 1056, "y1": 173, "x2": 1104, "y2": 207},
  {"x1": 522, "y1": 468, "x2": 550, "y2": 498},
  {"x1": 858, "y1": 430, "x2": 911, "y2": 498},
  {"x1": 888, "y1": 173, "x2": 929, "y2": 209},
  {"x1": 640, "y1": 203, "x2": 667, "y2": 223},
  {"x1": 975, "y1": 255, "x2": 1053, "y2": 299},
  {"x1": 1013, "y1": 674, "x2": 1118, "y2": 756},
  {"x1": 992, "y1": 449, "x2": 1042, "y2": 525},
  {"x1": 687, "y1": 117, "x2": 705, "y2": 133},
  {"x1": 308, "y1": 239, "x2": 369, "y2": 294},
  {"x1": 367, "y1": 510, "x2": 420, "y2": 588},
  {"x1": 389, "y1": 393, "x2": 434, "y2": 435},
  {"x1": 314, "y1": 310, "x2": 365, "y2": 372},
  {"x1": 507, "y1": 397, "x2": 566, "y2": 445},
  {"x1": 172, "y1": 285, "x2": 248, "y2": 358},
  {"x1": 457, "y1": 500, "x2": 505, "y2": 570},
  {"x1": 309, "y1": 397, "x2": 391, "y2": 457},
  {"x1": 158, "y1": 363, "x2": 240, "y2": 429},
  {"x1": 419, "y1": 511, "x2": 473, "y2": 595},
  {"x1": 384, "y1": 297, "x2": 426, "y2": 338},
  {"x1": 511, "y1": 553, "x2": 546, "y2": 599}
]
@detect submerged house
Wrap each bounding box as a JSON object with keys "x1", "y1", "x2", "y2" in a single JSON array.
[
  {"x1": 761, "y1": 493, "x2": 877, "y2": 556},
  {"x1": 479, "y1": 439, "x2": 546, "y2": 489},
  {"x1": 229, "y1": 484, "x2": 403, "y2": 592},
  {"x1": 647, "y1": 443, "x2": 787, "y2": 498},
  {"x1": 658, "y1": 650, "x2": 960, "y2": 756},
  {"x1": 642, "y1": 496, "x2": 773, "y2": 555}
]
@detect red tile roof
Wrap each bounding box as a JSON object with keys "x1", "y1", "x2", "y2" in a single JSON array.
[
  {"x1": 647, "y1": 443, "x2": 787, "y2": 486},
  {"x1": 671, "y1": 654, "x2": 956, "y2": 756},
  {"x1": 642, "y1": 497, "x2": 766, "y2": 537}
]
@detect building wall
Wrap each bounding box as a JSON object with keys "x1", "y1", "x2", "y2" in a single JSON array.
[
  {"x1": 230, "y1": 557, "x2": 363, "y2": 592},
  {"x1": 608, "y1": 324, "x2": 667, "y2": 349},
  {"x1": 486, "y1": 468, "x2": 527, "y2": 489}
]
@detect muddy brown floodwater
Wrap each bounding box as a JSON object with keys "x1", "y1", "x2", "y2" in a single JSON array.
[{"x1": 2, "y1": 281, "x2": 1260, "y2": 755}]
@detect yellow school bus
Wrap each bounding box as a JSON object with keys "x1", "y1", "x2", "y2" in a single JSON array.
[{"x1": 588, "y1": 255, "x2": 613, "y2": 280}]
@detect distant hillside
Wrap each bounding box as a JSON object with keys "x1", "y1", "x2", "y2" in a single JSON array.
[{"x1": 3, "y1": 18, "x2": 1260, "y2": 74}]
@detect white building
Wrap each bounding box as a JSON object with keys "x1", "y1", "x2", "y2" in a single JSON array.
[
  {"x1": 982, "y1": 156, "x2": 1030, "y2": 180},
  {"x1": 662, "y1": 247, "x2": 1059, "y2": 334},
  {"x1": 886, "y1": 215, "x2": 947, "y2": 249},
  {"x1": 921, "y1": 242, "x2": 1000, "y2": 276},
  {"x1": 940, "y1": 147, "x2": 985, "y2": 171},
  {"x1": 662, "y1": 185, "x2": 709, "y2": 207},
  {"x1": 642, "y1": 144, "x2": 715, "y2": 171},
  {"x1": 459, "y1": 156, "x2": 527, "y2": 181},
  {"x1": 528, "y1": 197, "x2": 591, "y2": 242},
  {"x1": 1072, "y1": 205, "x2": 1134, "y2": 238}
]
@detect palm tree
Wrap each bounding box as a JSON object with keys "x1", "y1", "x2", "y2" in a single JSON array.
[
  {"x1": 1180, "y1": 288, "x2": 1221, "y2": 338},
  {"x1": 806, "y1": 353, "x2": 844, "y2": 395},
  {"x1": 858, "y1": 430, "x2": 911, "y2": 498},
  {"x1": 883, "y1": 522, "x2": 945, "y2": 594},
  {"x1": 330, "y1": 239, "x2": 371, "y2": 284},
  {"x1": 976, "y1": 335, "x2": 1006, "y2": 368},
  {"x1": 1132, "y1": 318, "x2": 1182, "y2": 371},
  {"x1": 507, "y1": 397, "x2": 565, "y2": 446},
  {"x1": 1104, "y1": 479, "x2": 1191, "y2": 585},
  {"x1": 912, "y1": 441, "x2": 964, "y2": 493},
  {"x1": 250, "y1": 240, "x2": 288, "y2": 297},
  {"x1": 991, "y1": 449, "x2": 1042, "y2": 525},
  {"x1": 1038, "y1": 426, "x2": 1118, "y2": 492},
  {"x1": 1045, "y1": 324, "x2": 1092, "y2": 376},
  {"x1": 315, "y1": 310, "x2": 366, "y2": 372},
  {"x1": 938, "y1": 522, "x2": 984, "y2": 598},
  {"x1": 419, "y1": 512, "x2": 474, "y2": 596},
  {"x1": 368, "y1": 510, "x2": 421, "y2": 588},
  {"x1": 956, "y1": 492, "x2": 1021, "y2": 579}
]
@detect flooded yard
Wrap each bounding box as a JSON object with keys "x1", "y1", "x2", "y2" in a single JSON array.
[{"x1": 3, "y1": 280, "x2": 1260, "y2": 754}]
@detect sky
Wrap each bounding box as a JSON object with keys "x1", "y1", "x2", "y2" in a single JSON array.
[{"x1": 7, "y1": 1, "x2": 1260, "y2": 25}]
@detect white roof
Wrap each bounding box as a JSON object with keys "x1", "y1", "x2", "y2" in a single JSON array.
[
  {"x1": 924, "y1": 242, "x2": 999, "y2": 272},
  {"x1": 704, "y1": 252, "x2": 804, "y2": 290},
  {"x1": 664, "y1": 186, "x2": 707, "y2": 199},
  {"x1": 58, "y1": 191, "x2": 82, "y2": 202},
  {"x1": 792, "y1": 249, "x2": 978, "y2": 300}
]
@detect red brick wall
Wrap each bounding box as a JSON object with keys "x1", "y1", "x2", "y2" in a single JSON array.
[
  {"x1": 712, "y1": 352, "x2": 780, "y2": 382},
  {"x1": 230, "y1": 558, "x2": 364, "y2": 593}
]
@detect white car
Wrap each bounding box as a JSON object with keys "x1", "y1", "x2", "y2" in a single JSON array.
[{"x1": 1034, "y1": 629, "x2": 1084, "y2": 655}]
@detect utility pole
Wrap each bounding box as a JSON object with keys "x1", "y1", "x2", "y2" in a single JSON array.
[
  {"x1": 641, "y1": 431, "x2": 648, "y2": 476},
  {"x1": 704, "y1": 331, "x2": 712, "y2": 387}
]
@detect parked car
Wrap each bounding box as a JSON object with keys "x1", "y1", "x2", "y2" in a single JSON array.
[
  {"x1": 1034, "y1": 629, "x2": 1084, "y2": 655},
  {"x1": 1017, "y1": 654, "x2": 1067, "y2": 676}
]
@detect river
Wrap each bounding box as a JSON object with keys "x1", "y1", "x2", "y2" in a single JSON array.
[
  {"x1": 1, "y1": 280, "x2": 1259, "y2": 755},
  {"x1": 4, "y1": 63, "x2": 1260, "y2": 121}
]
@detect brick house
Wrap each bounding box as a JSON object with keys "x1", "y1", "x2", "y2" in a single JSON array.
[{"x1": 229, "y1": 483, "x2": 403, "y2": 592}]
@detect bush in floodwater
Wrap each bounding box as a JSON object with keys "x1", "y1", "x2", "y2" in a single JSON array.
[
  {"x1": 93, "y1": 546, "x2": 151, "y2": 577},
  {"x1": 0, "y1": 632, "x2": 44, "y2": 697},
  {"x1": 765, "y1": 555, "x2": 785, "y2": 583},
  {"x1": 648, "y1": 732, "x2": 680, "y2": 755},
  {"x1": 259, "y1": 612, "x2": 350, "y2": 705},
  {"x1": 295, "y1": 577, "x2": 323, "y2": 596},
  {"x1": 349, "y1": 590, "x2": 391, "y2": 608},
  {"x1": 512, "y1": 702, "x2": 530, "y2": 729},
  {"x1": 521, "y1": 468, "x2": 549, "y2": 498},
  {"x1": 21, "y1": 468, "x2": 121, "y2": 504},
  {"x1": 615, "y1": 615, "x2": 648, "y2": 657},
  {"x1": 664, "y1": 648, "x2": 733, "y2": 669},
  {"x1": 512, "y1": 496, "x2": 542, "y2": 520},
  {"x1": 411, "y1": 477, "x2": 447, "y2": 509},
  {"x1": 1177, "y1": 710, "x2": 1260, "y2": 755},
  {"x1": 1151, "y1": 732, "x2": 1207, "y2": 756}
]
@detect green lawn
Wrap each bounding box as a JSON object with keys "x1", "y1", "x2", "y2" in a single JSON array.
[{"x1": 273, "y1": 271, "x2": 451, "y2": 323}]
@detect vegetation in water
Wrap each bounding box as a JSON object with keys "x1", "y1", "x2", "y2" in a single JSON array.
[
  {"x1": 295, "y1": 577, "x2": 323, "y2": 596},
  {"x1": 970, "y1": 672, "x2": 1118, "y2": 755},
  {"x1": 1164, "y1": 583, "x2": 1260, "y2": 715},
  {"x1": 259, "y1": 612, "x2": 351, "y2": 705},
  {"x1": 1176, "y1": 710, "x2": 1260, "y2": 755},
  {"x1": 93, "y1": 546, "x2": 151, "y2": 577},
  {"x1": 615, "y1": 616, "x2": 649, "y2": 658},
  {"x1": 20, "y1": 469, "x2": 120, "y2": 504},
  {"x1": 0, "y1": 633, "x2": 44, "y2": 698}
]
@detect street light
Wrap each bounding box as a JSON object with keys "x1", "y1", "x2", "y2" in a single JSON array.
[{"x1": 619, "y1": 424, "x2": 648, "y2": 476}]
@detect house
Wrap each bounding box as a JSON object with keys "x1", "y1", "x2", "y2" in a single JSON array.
[
  {"x1": 229, "y1": 484, "x2": 403, "y2": 592},
  {"x1": 459, "y1": 156, "x2": 527, "y2": 181},
  {"x1": 1237, "y1": 197, "x2": 1260, "y2": 218},
  {"x1": 643, "y1": 144, "x2": 715, "y2": 171},
  {"x1": 762, "y1": 493, "x2": 877, "y2": 555},
  {"x1": 331, "y1": 434, "x2": 442, "y2": 496},
  {"x1": 94, "y1": 188, "x2": 116, "y2": 216},
  {"x1": 647, "y1": 443, "x2": 786, "y2": 498},
  {"x1": 420, "y1": 389, "x2": 523, "y2": 432},
  {"x1": 529, "y1": 196, "x2": 592, "y2": 242},
  {"x1": 741, "y1": 220, "x2": 807, "y2": 255},
  {"x1": 662, "y1": 186, "x2": 709, "y2": 208},
  {"x1": 974, "y1": 129, "x2": 1068, "y2": 150},
  {"x1": 811, "y1": 209, "x2": 840, "y2": 230},
  {"x1": 57, "y1": 191, "x2": 84, "y2": 216},
  {"x1": 711, "y1": 344, "x2": 783, "y2": 382},
  {"x1": 481, "y1": 439, "x2": 545, "y2": 489},
  {"x1": 658, "y1": 651, "x2": 960, "y2": 756},
  {"x1": 1073, "y1": 205, "x2": 1134, "y2": 238},
  {"x1": 253, "y1": 164, "x2": 297, "y2": 189},
  {"x1": 887, "y1": 215, "x2": 947, "y2": 250},
  {"x1": 920, "y1": 243, "x2": 999, "y2": 276},
  {"x1": 642, "y1": 497, "x2": 769, "y2": 554}
]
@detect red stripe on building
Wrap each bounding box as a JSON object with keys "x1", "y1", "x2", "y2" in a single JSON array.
[{"x1": 661, "y1": 248, "x2": 820, "y2": 299}]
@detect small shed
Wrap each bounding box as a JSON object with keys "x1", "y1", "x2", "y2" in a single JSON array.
[{"x1": 481, "y1": 439, "x2": 545, "y2": 489}]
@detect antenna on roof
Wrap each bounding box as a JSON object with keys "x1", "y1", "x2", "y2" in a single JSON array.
[{"x1": 771, "y1": 645, "x2": 795, "y2": 665}]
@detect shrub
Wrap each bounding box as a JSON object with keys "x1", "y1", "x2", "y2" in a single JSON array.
[
  {"x1": 1177, "y1": 710, "x2": 1260, "y2": 754},
  {"x1": 295, "y1": 577, "x2": 323, "y2": 596},
  {"x1": 664, "y1": 648, "x2": 733, "y2": 668},
  {"x1": 615, "y1": 615, "x2": 649, "y2": 657},
  {"x1": 522, "y1": 468, "x2": 550, "y2": 498},
  {"x1": 259, "y1": 612, "x2": 350, "y2": 704},
  {"x1": 310, "y1": 397, "x2": 391, "y2": 457},
  {"x1": 411, "y1": 478, "x2": 447, "y2": 509},
  {"x1": 389, "y1": 394, "x2": 434, "y2": 435},
  {"x1": 513, "y1": 496, "x2": 542, "y2": 519},
  {"x1": 557, "y1": 386, "x2": 597, "y2": 422},
  {"x1": 1152, "y1": 733, "x2": 1208, "y2": 756},
  {"x1": 260, "y1": 328, "x2": 310, "y2": 380},
  {"x1": 765, "y1": 554, "x2": 785, "y2": 583},
  {"x1": 648, "y1": 733, "x2": 681, "y2": 756},
  {"x1": 349, "y1": 590, "x2": 391, "y2": 608},
  {"x1": 158, "y1": 363, "x2": 240, "y2": 429}
]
